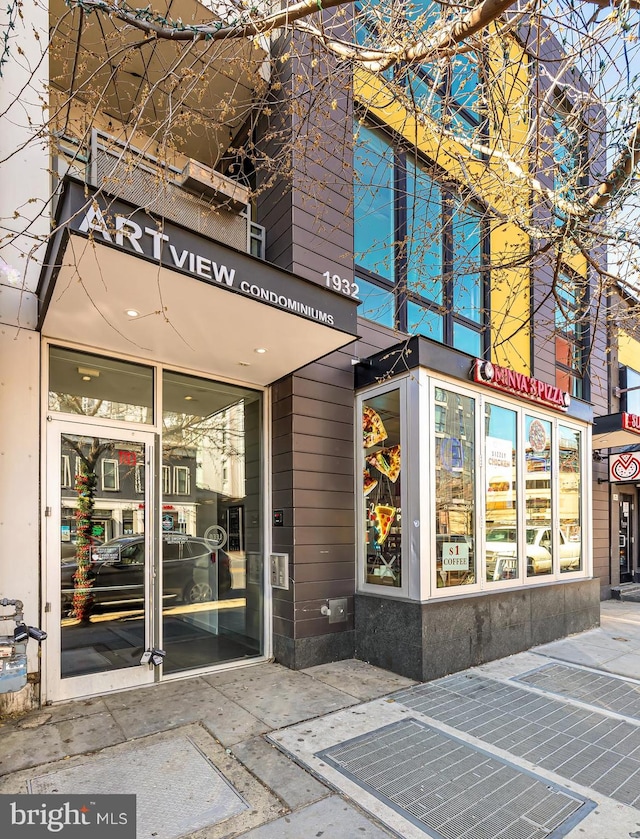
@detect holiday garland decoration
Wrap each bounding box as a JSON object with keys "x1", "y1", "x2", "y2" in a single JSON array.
[{"x1": 72, "y1": 467, "x2": 97, "y2": 622}]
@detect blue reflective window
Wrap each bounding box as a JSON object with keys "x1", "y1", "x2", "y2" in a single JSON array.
[
  {"x1": 407, "y1": 302, "x2": 444, "y2": 342},
  {"x1": 353, "y1": 122, "x2": 487, "y2": 352},
  {"x1": 449, "y1": 53, "x2": 480, "y2": 122},
  {"x1": 452, "y1": 204, "x2": 483, "y2": 323},
  {"x1": 406, "y1": 159, "x2": 443, "y2": 303},
  {"x1": 354, "y1": 125, "x2": 395, "y2": 281},
  {"x1": 453, "y1": 322, "x2": 483, "y2": 356},
  {"x1": 357, "y1": 277, "x2": 395, "y2": 328}
]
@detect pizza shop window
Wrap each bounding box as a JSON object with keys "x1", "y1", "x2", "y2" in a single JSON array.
[
  {"x1": 357, "y1": 367, "x2": 588, "y2": 601},
  {"x1": 361, "y1": 387, "x2": 403, "y2": 590}
]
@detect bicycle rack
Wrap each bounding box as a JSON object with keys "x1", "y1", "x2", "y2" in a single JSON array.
[{"x1": 0, "y1": 598, "x2": 47, "y2": 694}]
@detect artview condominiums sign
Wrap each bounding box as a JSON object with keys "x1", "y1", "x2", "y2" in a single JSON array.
[{"x1": 53, "y1": 180, "x2": 357, "y2": 335}]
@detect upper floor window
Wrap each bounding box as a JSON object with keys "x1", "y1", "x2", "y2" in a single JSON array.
[
  {"x1": 551, "y1": 95, "x2": 586, "y2": 223},
  {"x1": 555, "y1": 272, "x2": 587, "y2": 399},
  {"x1": 134, "y1": 464, "x2": 145, "y2": 494},
  {"x1": 162, "y1": 465, "x2": 171, "y2": 495},
  {"x1": 173, "y1": 466, "x2": 191, "y2": 495},
  {"x1": 101, "y1": 459, "x2": 119, "y2": 491},
  {"x1": 61, "y1": 455, "x2": 72, "y2": 488},
  {"x1": 354, "y1": 122, "x2": 488, "y2": 356},
  {"x1": 619, "y1": 365, "x2": 640, "y2": 414},
  {"x1": 355, "y1": 1, "x2": 484, "y2": 142}
]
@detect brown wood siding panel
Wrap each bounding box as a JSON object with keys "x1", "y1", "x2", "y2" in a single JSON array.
[
  {"x1": 293, "y1": 543, "x2": 355, "y2": 563},
  {"x1": 293, "y1": 490, "x2": 354, "y2": 509},
  {"x1": 294, "y1": 362, "x2": 355, "y2": 390},
  {"x1": 292, "y1": 414, "x2": 352, "y2": 442},
  {"x1": 273, "y1": 596, "x2": 294, "y2": 622},
  {"x1": 294, "y1": 508, "x2": 354, "y2": 528},
  {"x1": 273, "y1": 615, "x2": 294, "y2": 638},
  {"x1": 292, "y1": 375, "x2": 354, "y2": 405},
  {"x1": 288, "y1": 433, "x2": 353, "y2": 459},
  {"x1": 291, "y1": 451, "x2": 352, "y2": 474},
  {"x1": 272, "y1": 451, "x2": 294, "y2": 474},
  {"x1": 292, "y1": 243, "x2": 353, "y2": 286},
  {"x1": 294, "y1": 612, "x2": 354, "y2": 638},
  {"x1": 292, "y1": 206, "x2": 353, "y2": 252},
  {"x1": 293, "y1": 526, "x2": 354, "y2": 545},
  {"x1": 290, "y1": 396, "x2": 353, "y2": 424},
  {"x1": 292, "y1": 470, "x2": 355, "y2": 493},
  {"x1": 295, "y1": 579, "x2": 355, "y2": 601},
  {"x1": 272, "y1": 394, "x2": 293, "y2": 421},
  {"x1": 273, "y1": 416, "x2": 293, "y2": 440},
  {"x1": 272, "y1": 489, "x2": 294, "y2": 510},
  {"x1": 294, "y1": 561, "x2": 355, "y2": 582}
]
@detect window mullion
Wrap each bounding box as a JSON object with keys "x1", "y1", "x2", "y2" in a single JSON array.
[
  {"x1": 395, "y1": 149, "x2": 408, "y2": 333},
  {"x1": 442, "y1": 190, "x2": 454, "y2": 346}
]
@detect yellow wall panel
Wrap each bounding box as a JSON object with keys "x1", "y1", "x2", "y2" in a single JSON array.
[
  {"x1": 618, "y1": 330, "x2": 640, "y2": 369},
  {"x1": 490, "y1": 221, "x2": 531, "y2": 373}
]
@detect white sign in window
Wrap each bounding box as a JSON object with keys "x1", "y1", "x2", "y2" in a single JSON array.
[{"x1": 442, "y1": 542, "x2": 470, "y2": 571}]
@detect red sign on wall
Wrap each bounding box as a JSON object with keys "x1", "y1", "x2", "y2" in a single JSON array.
[
  {"x1": 622, "y1": 413, "x2": 640, "y2": 435},
  {"x1": 473, "y1": 359, "x2": 571, "y2": 411}
]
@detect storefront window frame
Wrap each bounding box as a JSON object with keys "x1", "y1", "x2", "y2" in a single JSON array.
[
  {"x1": 429, "y1": 377, "x2": 481, "y2": 594},
  {"x1": 356, "y1": 377, "x2": 412, "y2": 598},
  {"x1": 357, "y1": 368, "x2": 590, "y2": 602},
  {"x1": 427, "y1": 376, "x2": 589, "y2": 598}
]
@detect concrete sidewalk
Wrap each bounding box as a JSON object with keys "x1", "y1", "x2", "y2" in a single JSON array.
[{"x1": 1, "y1": 600, "x2": 640, "y2": 838}]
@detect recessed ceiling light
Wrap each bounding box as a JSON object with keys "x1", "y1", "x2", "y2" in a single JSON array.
[
  {"x1": 82, "y1": 375, "x2": 91, "y2": 382},
  {"x1": 125, "y1": 309, "x2": 140, "y2": 318},
  {"x1": 254, "y1": 347, "x2": 267, "y2": 354},
  {"x1": 184, "y1": 395, "x2": 193, "y2": 401},
  {"x1": 238, "y1": 362, "x2": 251, "y2": 367}
]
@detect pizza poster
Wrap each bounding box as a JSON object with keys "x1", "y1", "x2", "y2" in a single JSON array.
[{"x1": 362, "y1": 393, "x2": 402, "y2": 586}]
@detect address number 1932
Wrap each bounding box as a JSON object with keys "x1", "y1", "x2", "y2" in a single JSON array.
[{"x1": 323, "y1": 271, "x2": 359, "y2": 299}]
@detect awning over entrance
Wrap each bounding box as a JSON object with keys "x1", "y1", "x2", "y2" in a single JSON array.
[
  {"x1": 38, "y1": 180, "x2": 358, "y2": 385},
  {"x1": 592, "y1": 412, "x2": 640, "y2": 449}
]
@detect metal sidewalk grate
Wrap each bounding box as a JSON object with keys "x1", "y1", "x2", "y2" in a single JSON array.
[
  {"x1": 514, "y1": 663, "x2": 640, "y2": 720},
  {"x1": 393, "y1": 675, "x2": 640, "y2": 809},
  {"x1": 319, "y1": 718, "x2": 594, "y2": 839}
]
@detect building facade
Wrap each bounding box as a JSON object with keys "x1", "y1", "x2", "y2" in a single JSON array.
[{"x1": 0, "y1": 1, "x2": 608, "y2": 708}]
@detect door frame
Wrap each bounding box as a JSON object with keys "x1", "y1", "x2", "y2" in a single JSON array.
[
  {"x1": 42, "y1": 417, "x2": 158, "y2": 703},
  {"x1": 618, "y1": 491, "x2": 636, "y2": 585}
]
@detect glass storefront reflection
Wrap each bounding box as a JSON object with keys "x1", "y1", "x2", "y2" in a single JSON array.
[
  {"x1": 559, "y1": 425, "x2": 582, "y2": 572},
  {"x1": 49, "y1": 346, "x2": 153, "y2": 424},
  {"x1": 60, "y1": 435, "x2": 148, "y2": 678},
  {"x1": 485, "y1": 404, "x2": 518, "y2": 581},
  {"x1": 525, "y1": 416, "x2": 553, "y2": 577},
  {"x1": 161, "y1": 371, "x2": 263, "y2": 672},
  {"x1": 435, "y1": 388, "x2": 475, "y2": 587}
]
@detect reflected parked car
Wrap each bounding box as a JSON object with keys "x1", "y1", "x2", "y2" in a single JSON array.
[
  {"x1": 486, "y1": 526, "x2": 581, "y2": 579},
  {"x1": 61, "y1": 533, "x2": 232, "y2": 614},
  {"x1": 60, "y1": 537, "x2": 103, "y2": 560}
]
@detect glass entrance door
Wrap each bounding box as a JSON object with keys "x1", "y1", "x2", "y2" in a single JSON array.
[
  {"x1": 160, "y1": 371, "x2": 264, "y2": 673},
  {"x1": 44, "y1": 421, "x2": 156, "y2": 701},
  {"x1": 620, "y1": 494, "x2": 634, "y2": 584}
]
